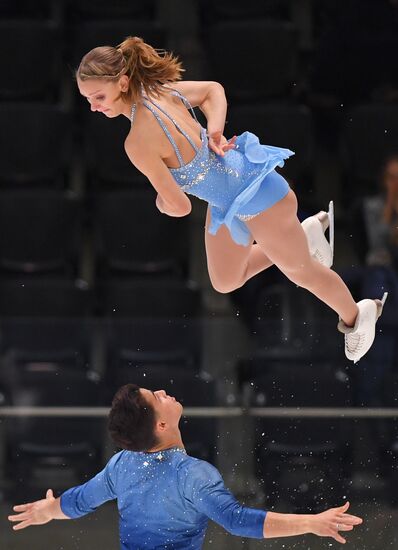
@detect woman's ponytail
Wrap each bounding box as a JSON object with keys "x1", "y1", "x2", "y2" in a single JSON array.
[
  {"x1": 117, "y1": 36, "x2": 184, "y2": 102},
  {"x1": 77, "y1": 36, "x2": 184, "y2": 104}
]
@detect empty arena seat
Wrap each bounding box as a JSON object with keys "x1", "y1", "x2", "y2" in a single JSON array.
[
  {"x1": 98, "y1": 278, "x2": 202, "y2": 317},
  {"x1": 104, "y1": 316, "x2": 203, "y2": 385},
  {"x1": 67, "y1": 0, "x2": 156, "y2": 21},
  {"x1": 250, "y1": 284, "x2": 341, "y2": 362},
  {"x1": 3, "y1": 361, "x2": 106, "y2": 495},
  {"x1": 250, "y1": 364, "x2": 353, "y2": 510},
  {"x1": 69, "y1": 20, "x2": 167, "y2": 71},
  {"x1": 205, "y1": 20, "x2": 298, "y2": 101},
  {"x1": 81, "y1": 112, "x2": 146, "y2": 187},
  {"x1": 0, "y1": 191, "x2": 82, "y2": 276},
  {"x1": 0, "y1": 0, "x2": 55, "y2": 18},
  {"x1": 199, "y1": 0, "x2": 290, "y2": 24},
  {"x1": 0, "y1": 104, "x2": 73, "y2": 187},
  {"x1": 0, "y1": 318, "x2": 93, "y2": 369},
  {"x1": 340, "y1": 103, "x2": 398, "y2": 200},
  {"x1": 93, "y1": 189, "x2": 190, "y2": 278},
  {"x1": 0, "y1": 278, "x2": 93, "y2": 317},
  {"x1": 0, "y1": 20, "x2": 61, "y2": 101}
]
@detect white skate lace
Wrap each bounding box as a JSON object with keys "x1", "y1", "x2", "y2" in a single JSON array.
[
  {"x1": 314, "y1": 249, "x2": 325, "y2": 264},
  {"x1": 346, "y1": 333, "x2": 366, "y2": 354}
]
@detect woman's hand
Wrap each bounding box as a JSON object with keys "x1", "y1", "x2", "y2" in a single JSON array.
[
  {"x1": 208, "y1": 130, "x2": 237, "y2": 157},
  {"x1": 8, "y1": 489, "x2": 60, "y2": 530},
  {"x1": 309, "y1": 501, "x2": 363, "y2": 544}
]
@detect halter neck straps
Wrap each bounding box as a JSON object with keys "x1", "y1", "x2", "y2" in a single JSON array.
[{"x1": 130, "y1": 90, "x2": 201, "y2": 169}]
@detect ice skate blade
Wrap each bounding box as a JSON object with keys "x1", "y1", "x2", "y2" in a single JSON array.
[
  {"x1": 328, "y1": 200, "x2": 334, "y2": 260},
  {"x1": 381, "y1": 292, "x2": 388, "y2": 307}
]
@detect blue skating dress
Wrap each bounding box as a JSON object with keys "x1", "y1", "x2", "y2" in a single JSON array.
[{"x1": 131, "y1": 90, "x2": 294, "y2": 246}]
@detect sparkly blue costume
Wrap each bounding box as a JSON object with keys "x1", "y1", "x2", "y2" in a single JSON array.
[
  {"x1": 131, "y1": 90, "x2": 294, "y2": 246},
  {"x1": 61, "y1": 447, "x2": 266, "y2": 549}
]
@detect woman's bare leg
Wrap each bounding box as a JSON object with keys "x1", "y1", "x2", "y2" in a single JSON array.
[
  {"x1": 204, "y1": 208, "x2": 274, "y2": 293},
  {"x1": 246, "y1": 190, "x2": 358, "y2": 326}
]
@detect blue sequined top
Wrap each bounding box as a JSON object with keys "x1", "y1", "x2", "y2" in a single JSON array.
[
  {"x1": 61, "y1": 447, "x2": 267, "y2": 549},
  {"x1": 131, "y1": 90, "x2": 294, "y2": 246}
]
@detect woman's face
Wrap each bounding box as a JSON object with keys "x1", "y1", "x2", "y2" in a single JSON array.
[
  {"x1": 384, "y1": 159, "x2": 398, "y2": 194},
  {"x1": 77, "y1": 77, "x2": 128, "y2": 117}
]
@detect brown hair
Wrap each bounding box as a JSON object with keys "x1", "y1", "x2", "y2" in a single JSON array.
[
  {"x1": 108, "y1": 383, "x2": 158, "y2": 451},
  {"x1": 76, "y1": 36, "x2": 184, "y2": 104}
]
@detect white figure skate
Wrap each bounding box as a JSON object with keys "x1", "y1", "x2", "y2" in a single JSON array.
[
  {"x1": 338, "y1": 292, "x2": 388, "y2": 364},
  {"x1": 301, "y1": 200, "x2": 334, "y2": 268}
]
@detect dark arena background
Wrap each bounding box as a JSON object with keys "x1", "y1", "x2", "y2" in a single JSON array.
[{"x1": 1, "y1": 0, "x2": 398, "y2": 548}]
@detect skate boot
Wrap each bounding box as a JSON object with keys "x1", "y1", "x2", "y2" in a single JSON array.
[
  {"x1": 301, "y1": 200, "x2": 334, "y2": 268},
  {"x1": 337, "y1": 292, "x2": 388, "y2": 363}
]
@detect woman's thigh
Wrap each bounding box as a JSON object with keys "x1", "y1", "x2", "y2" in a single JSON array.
[
  {"x1": 204, "y1": 207, "x2": 254, "y2": 291},
  {"x1": 246, "y1": 189, "x2": 313, "y2": 277}
]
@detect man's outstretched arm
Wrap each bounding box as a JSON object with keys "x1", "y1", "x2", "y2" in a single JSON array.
[
  {"x1": 8, "y1": 452, "x2": 121, "y2": 530},
  {"x1": 186, "y1": 462, "x2": 362, "y2": 545},
  {"x1": 8, "y1": 489, "x2": 70, "y2": 530},
  {"x1": 263, "y1": 501, "x2": 362, "y2": 545}
]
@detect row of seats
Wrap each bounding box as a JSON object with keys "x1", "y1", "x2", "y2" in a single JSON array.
[
  {"x1": 0, "y1": 311, "x2": 396, "y2": 395},
  {"x1": 0, "y1": 279, "x2": 201, "y2": 316},
  {"x1": 0, "y1": 0, "x2": 290, "y2": 23},
  {"x1": 0, "y1": 19, "x2": 166, "y2": 102},
  {"x1": 1, "y1": 103, "x2": 398, "y2": 200},
  {"x1": 0, "y1": 315, "x2": 204, "y2": 372},
  {"x1": 0, "y1": 273, "x2": 396, "y2": 374},
  {"x1": 2, "y1": 14, "x2": 398, "y2": 105},
  {"x1": 0, "y1": 0, "x2": 156, "y2": 20},
  {"x1": 0, "y1": 276, "x2": 396, "y2": 368},
  {"x1": 2, "y1": 352, "x2": 397, "y2": 409},
  {"x1": 0, "y1": 190, "x2": 190, "y2": 278}
]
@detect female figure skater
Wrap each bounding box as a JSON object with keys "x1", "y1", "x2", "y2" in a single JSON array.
[{"x1": 76, "y1": 37, "x2": 387, "y2": 363}]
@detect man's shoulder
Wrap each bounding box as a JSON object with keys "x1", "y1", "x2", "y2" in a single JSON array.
[
  {"x1": 178, "y1": 455, "x2": 221, "y2": 484},
  {"x1": 105, "y1": 450, "x2": 126, "y2": 470}
]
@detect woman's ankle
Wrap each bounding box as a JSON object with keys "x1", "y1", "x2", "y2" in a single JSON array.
[{"x1": 340, "y1": 304, "x2": 359, "y2": 328}]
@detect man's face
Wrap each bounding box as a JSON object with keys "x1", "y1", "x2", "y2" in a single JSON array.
[{"x1": 140, "y1": 388, "x2": 183, "y2": 428}]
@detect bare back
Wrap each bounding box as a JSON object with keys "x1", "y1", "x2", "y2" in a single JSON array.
[{"x1": 126, "y1": 87, "x2": 203, "y2": 169}]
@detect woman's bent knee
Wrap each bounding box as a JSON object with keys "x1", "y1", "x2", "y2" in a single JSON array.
[{"x1": 209, "y1": 274, "x2": 243, "y2": 294}]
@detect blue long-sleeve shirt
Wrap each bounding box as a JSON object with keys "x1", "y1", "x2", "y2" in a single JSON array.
[{"x1": 60, "y1": 447, "x2": 266, "y2": 549}]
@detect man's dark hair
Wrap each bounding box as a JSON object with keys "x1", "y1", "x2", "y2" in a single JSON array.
[{"x1": 108, "y1": 384, "x2": 158, "y2": 451}]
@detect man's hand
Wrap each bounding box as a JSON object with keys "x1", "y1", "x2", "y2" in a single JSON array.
[
  {"x1": 264, "y1": 501, "x2": 362, "y2": 542},
  {"x1": 8, "y1": 489, "x2": 61, "y2": 530},
  {"x1": 208, "y1": 131, "x2": 237, "y2": 157},
  {"x1": 309, "y1": 501, "x2": 363, "y2": 544}
]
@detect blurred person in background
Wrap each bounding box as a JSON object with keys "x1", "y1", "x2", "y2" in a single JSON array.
[
  {"x1": 344, "y1": 153, "x2": 398, "y2": 405},
  {"x1": 8, "y1": 383, "x2": 363, "y2": 548},
  {"x1": 360, "y1": 153, "x2": 398, "y2": 273}
]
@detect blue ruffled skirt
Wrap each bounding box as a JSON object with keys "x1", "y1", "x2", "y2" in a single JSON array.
[{"x1": 208, "y1": 132, "x2": 294, "y2": 246}]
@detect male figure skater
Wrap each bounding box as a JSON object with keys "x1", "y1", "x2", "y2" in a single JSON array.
[{"x1": 8, "y1": 384, "x2": 362, "y2": 548}]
